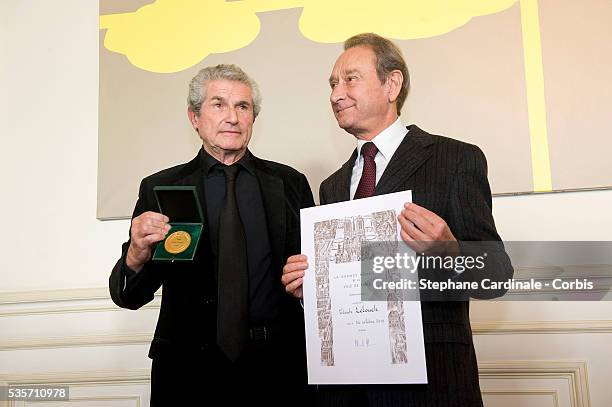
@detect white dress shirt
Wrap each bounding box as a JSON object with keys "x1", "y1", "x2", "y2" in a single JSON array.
[{"x1": 350, "y1": 117, "x2": 408, "y2": 200}]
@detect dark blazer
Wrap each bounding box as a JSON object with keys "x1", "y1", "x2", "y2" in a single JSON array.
[
  {"x1": 109, "y1": 149, "x2": 314, "y2": 360},
  {"x1": 318, "y1": 125, "x2": 513, "y2": 407}
]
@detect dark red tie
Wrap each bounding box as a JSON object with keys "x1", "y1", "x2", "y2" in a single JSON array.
[{"x1": 353, "y1": 142, "x2": 378, "y2": 199}]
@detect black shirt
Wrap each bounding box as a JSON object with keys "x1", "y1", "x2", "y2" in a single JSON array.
[{"x1": 200, "y1": 148, "x2": 279, "y2": 325}]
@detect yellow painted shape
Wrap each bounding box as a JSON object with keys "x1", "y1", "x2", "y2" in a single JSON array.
[
  {"x1": 100, "y1": 0, "x2": 520, "y2": 72},
  {"x1": 298, "y1": 0, "x2": 518, "y2": 42},
  {"x1": 520, "y1": 0, "x2": 552, "y2": 191},
  {"x1": 250, "y1": 0, "x2": 304, "y2": 12},
  {"x1": 100, "y1": 0, "x2": 261, "y2": 73},
  {"x1": 100, "y1": 0, "x2": 552, "y2": 193}
]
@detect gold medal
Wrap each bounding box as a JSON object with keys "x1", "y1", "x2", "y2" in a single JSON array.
[{"x1": 164, "y1": 231, "x2": 192, "y2": 254}]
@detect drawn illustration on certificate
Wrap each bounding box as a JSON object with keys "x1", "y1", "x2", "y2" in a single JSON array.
[{"x1": 300, "y1": 191, "x2": 427, "y2": 384}]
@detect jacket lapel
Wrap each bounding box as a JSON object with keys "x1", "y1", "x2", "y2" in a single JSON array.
[
  {"x1": 374, "y1": 125, "x2": 434, "y2": 195},
  {"x1": 253, "y1": 159, "x2": 285, "y2": 269},
  {"x1": 331, "y1": 149, "x2": 357, "y2": 203}
]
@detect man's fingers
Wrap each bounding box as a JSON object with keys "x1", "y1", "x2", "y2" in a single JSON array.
[
  {"x1": 132, "y1": 217, "x2": 170, "y2": 235},
  {"x1": 139, "y1": 211, "x2": 170, "y2": 223},
  {"x1": 285, "y1": 277, "x2": 304, "y2": 295},
  {"x1": 287, "y1": 254, "x2": 308, "y2": 263},
  {"x1": 142, "y1": 233, "x2": 166, "y2": 245},
  {"x1": 132, "y1": 224, "x2": 167, "y2": 244},
  {"x1": 402, "y1": 204, "x2": 453, "y2": 241},
  {"x1": 404, "y1": 202, "x2": 436, "y2": 220},
  {"x1": 145, "y1": 217, "x2": 170, "y2": 230},
  {"x1": 281, "y1": 270, "x2": 304, "y2": 286},
  {"x1": 283, "y1": 261, "x2": 308, "y2": 274},
  {"x1": 135, "y1": 214, "x2": 170, "y2": 235},
  {"x1": 404, "y1": 203, "x2": 438, "y2": 230},
  {"x1": 401, "y1": 229, "x2": 427, "y2": 253},
  {"x1": 402, "y1": 209, "x2": 436, "y2": 237},
  {"x1": 132, "y1": 212, "x2": 170, "y2": 233},
  {"x1": 400, "y1": 228, "x2": 413, "y2": 243},
  {"x1": 282, "y1": 254, "x2": 308, "y2": 295},
  {"x1": 398, "y1": 213, "x2": 428, "y2": 241},
  {"x1": 132, "y1": 228, "x2": 167, "y2": 244}
]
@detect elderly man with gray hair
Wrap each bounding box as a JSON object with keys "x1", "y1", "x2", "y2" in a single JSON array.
[{"x1": 110, "y1": 64, "x2": 314, "y2": 406}]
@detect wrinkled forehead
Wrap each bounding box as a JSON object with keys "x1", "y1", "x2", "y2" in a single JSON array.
[
  {"x1": 204, "y1": 79, "x2": 253, "y2": 102},
  {"x1": 330, "y1": 46, "x2": 377, "y2": 79}
]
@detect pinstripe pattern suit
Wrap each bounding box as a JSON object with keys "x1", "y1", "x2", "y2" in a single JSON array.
[{"x1": 317, "y1": 125, "x2": 513, "y2": 407}]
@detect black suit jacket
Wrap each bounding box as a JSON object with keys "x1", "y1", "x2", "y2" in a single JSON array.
[
  {"x1": 109, "y1": 150, "x2": 314, "y2": 360},
  {"x1": 318, "y1": 125, "x2": 513, "y2": 406}
]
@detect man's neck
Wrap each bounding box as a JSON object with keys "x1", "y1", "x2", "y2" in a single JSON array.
[
  {"x1": 204, "y1": 145, "x2": 246, "y2": 165},
  {"x1": 352, "y1": 114, "x2": 400, "y2": 141}
]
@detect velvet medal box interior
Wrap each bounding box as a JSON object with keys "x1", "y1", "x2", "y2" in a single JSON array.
[{"x1": 152, "y1": 186, "x2": 204, "y2": 261}]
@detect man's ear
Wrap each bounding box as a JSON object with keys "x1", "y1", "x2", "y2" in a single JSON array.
[
  {"x1": 386, "y1": 70, "x2": 403, "y2": 103},
  {"x1": 187, "y1": 107, "x2": 199, "y2": 130}
]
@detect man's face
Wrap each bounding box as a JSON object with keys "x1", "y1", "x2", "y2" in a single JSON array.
[
  {"x1": 329, "y1": 46, "x2": 392, "y2": 139},
  {"x1": 190, "y1": 79, "x2": 254, "y2": 159}
]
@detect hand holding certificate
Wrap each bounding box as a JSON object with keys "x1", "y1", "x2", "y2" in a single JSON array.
[{"x1": 297, "y1": 191, "x2": 427, "y2": 384}]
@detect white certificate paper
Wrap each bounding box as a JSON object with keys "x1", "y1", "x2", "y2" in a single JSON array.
[{"x1": 300, "y1": 191, "x2": 427, "y2": 384}]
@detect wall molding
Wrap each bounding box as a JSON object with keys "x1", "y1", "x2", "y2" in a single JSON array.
[
  {"x1": 1, "y1": 288, "x2": 611, "y2": 335},
  {"x1": 52, "y1": 396, "x2": 142, "y2": 407},
  {"x1": 0, "y1": 363, "x2": 588, "y2": 407},
  {"x1": 0, "y1": 368, "x2": 150, "y2": 385},
  {"x1": 1, "y1": 288, "x2": 611, "y2": 352},
  {"x1": 0, "y1": 302, "x2": 161, "y2": 318},
  {"x1": 0, "y1": 287, "x2": 162, "y2": 305},
  {"x1": 0, "y1": 369, "x2": 149, "y2": 407},
  {"x1": 0, "y1": 288, "x2": 112, "y2": 305},
  {"x1": 479, "y1": 360, "x2": 591, "y2": 407},
  {"x1": 0, "y1": 288, "x2": 161, "y2": 317},
  {"x1": 1, "y1": 321, "x2": 611, "y2": 351},
  {"x1": 472, "y1": 319, "x2": 612, "y2": 335},
  {"x1": 0, "y1": 333, "x2": 152, "y2": 351},
  {"x1": 481, "y1": 389, "x2": 559, "y2": 407}
]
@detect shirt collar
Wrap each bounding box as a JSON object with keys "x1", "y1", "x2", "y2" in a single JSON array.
[
  {"x1": 356, "y1": 117, "x2": 407, "y2": 162},
  {"x1": 199, "y1": 147, "x2": 256, "y2": 175}
]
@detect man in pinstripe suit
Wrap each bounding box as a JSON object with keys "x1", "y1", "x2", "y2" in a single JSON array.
[{"x1": 282, "y1": 33, "x2": 513, "y2": 406}]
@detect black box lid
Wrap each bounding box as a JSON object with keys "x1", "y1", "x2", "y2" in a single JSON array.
[{"x1": 153, "y1": 186, "x2": 203, "y2": 223}]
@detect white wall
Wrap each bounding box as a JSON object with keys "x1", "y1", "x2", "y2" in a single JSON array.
[
  {"x1": 1, "y1": 1, "x2": 611, "y2": 406},
  {"x1": 1, "y1": 0, "x2": 129, "y2": 292}
]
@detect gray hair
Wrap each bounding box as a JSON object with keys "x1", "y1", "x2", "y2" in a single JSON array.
[
  {"x1": 344, "y1": 33, "x2": 410, "y2": 114},
  {"x1": 187, "y1": 64, "x2": 261, "y2": 118}
]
